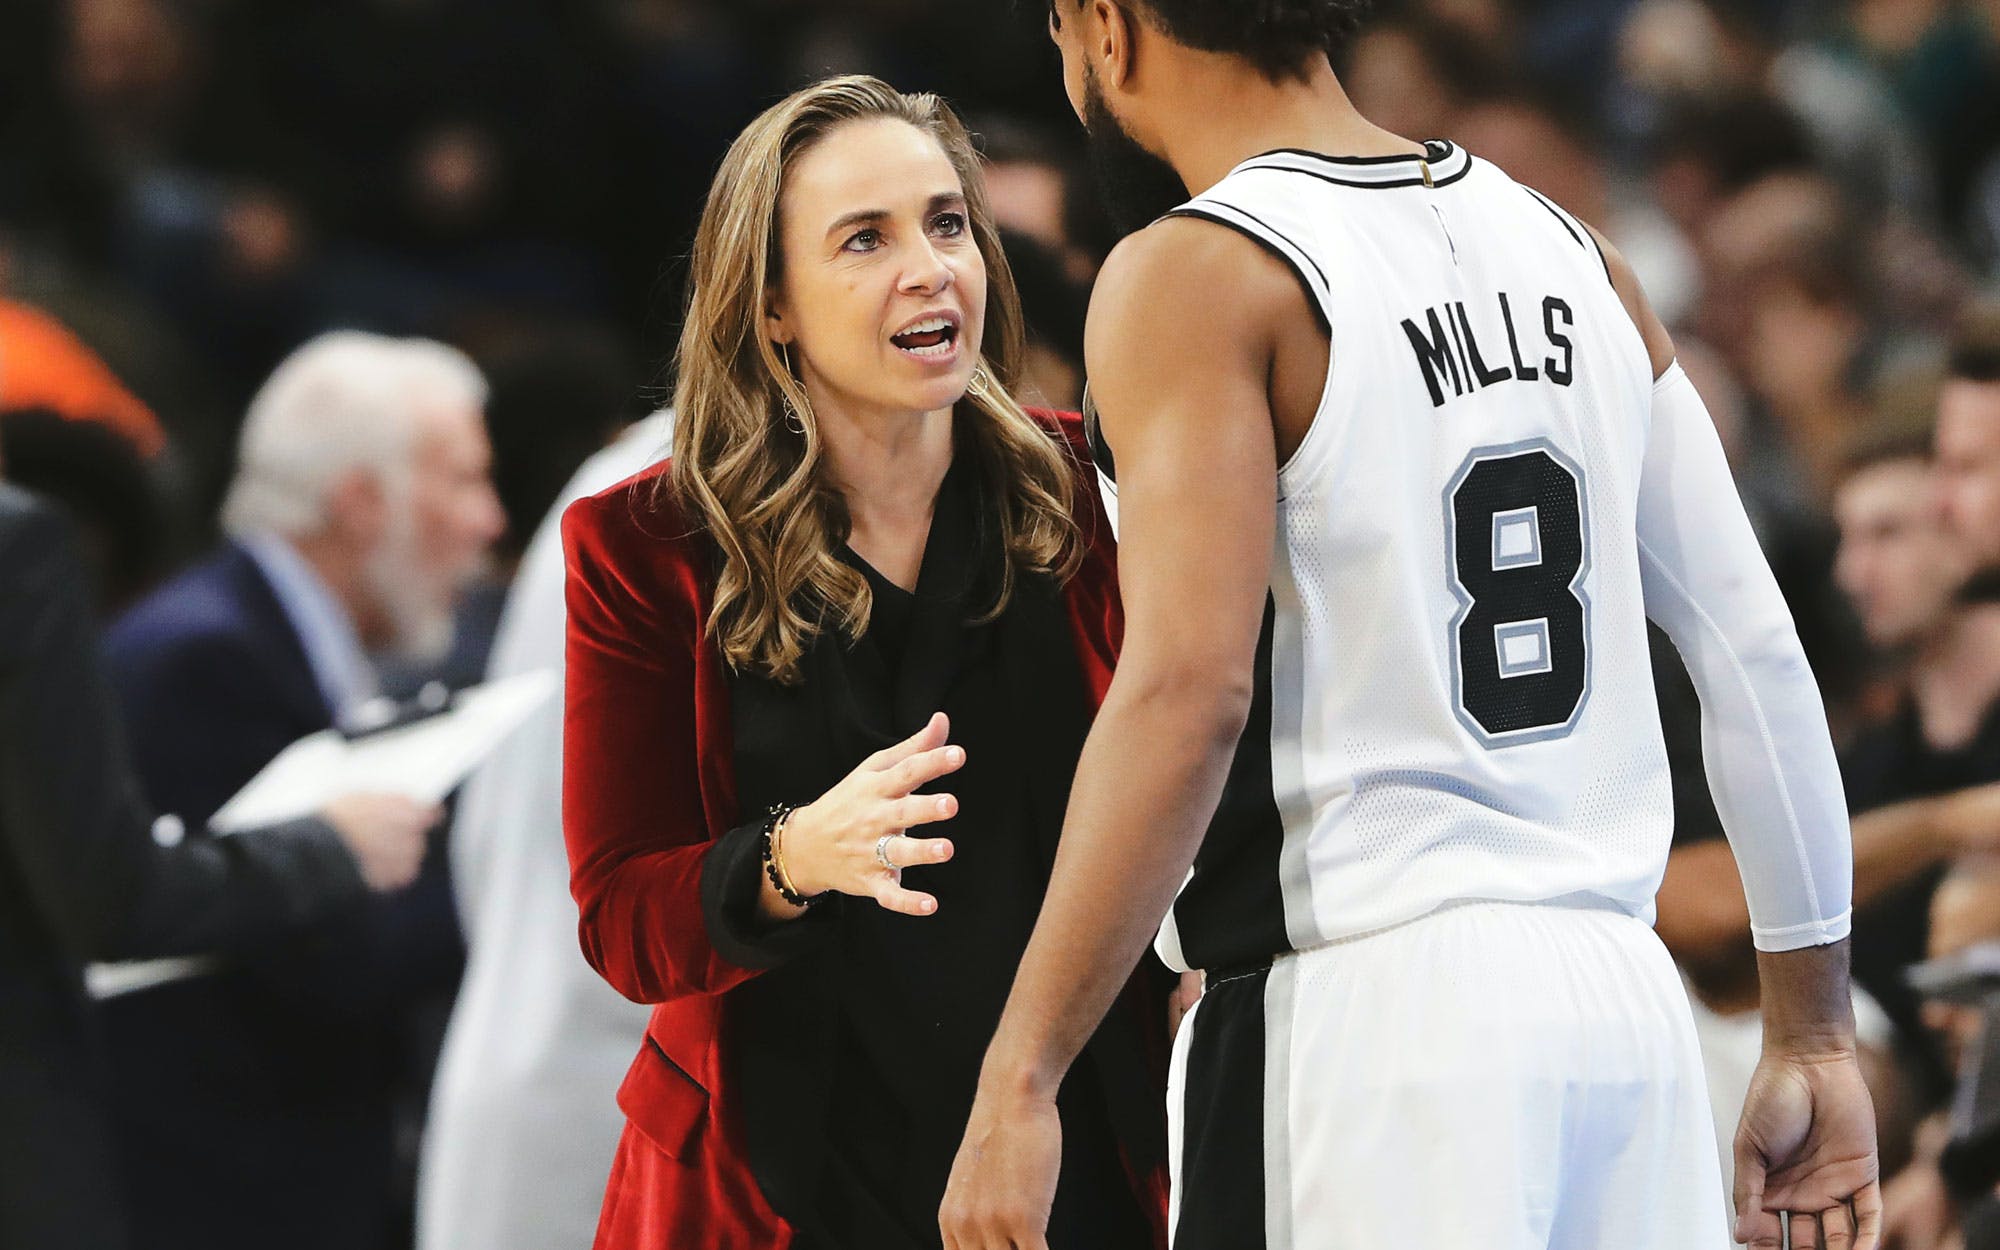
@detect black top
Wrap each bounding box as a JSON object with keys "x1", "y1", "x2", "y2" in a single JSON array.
[
  {"x1": 1843, "y1": 695, "x2": 2000, "y2": 1060},
  {"x1": 0, "y1": 487, "x2": 369, "y2": 1250},
  {"x1": 704, "y1": 461, "x2": 1156, "y2": 1250},
  {"x1": 97, "y1": 538, "x2": 465, "y2": 1250}
]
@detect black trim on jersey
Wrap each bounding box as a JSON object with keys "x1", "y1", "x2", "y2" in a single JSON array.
[
  {"x1": 1248, "y1": 162, "x2": 1474, "y2": 192},
  {"x1": 1083, "y1": 387, "x2": 1116, "y2": 485},
  {"x1": 1254, "y1": 138, "x2": 1459, "y2": 167},
  {"x1": 1523, "y1": 186, "x2": 1613, "y2": 285},
  {"x1": 1167, "y1": 208, "x2": 1332, "y2": 336},
  {"x1": 1170, "y1": 203, "x2": 1329, "y2": 293},
  {"x1": 1523, "y1": 187, "x2": 1585, "y2": 249},
  {"x1": 1174, "y1": 967, "x2": 1270, "y2": 1250},
  {"x1": 1170, "y1": 597, "x2": 1292, "y2": 971},
  {"x1": 1256, "y1": 141, "x2": 1449, "y2": 165},
  {"x1": 1242, "y1": 141, "x2": 1473, "y2": 191}
]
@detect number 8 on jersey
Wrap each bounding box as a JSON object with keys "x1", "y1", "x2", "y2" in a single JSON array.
[{"x1": 1445, "y1": 439, "x2": 1591, "y2": 746}]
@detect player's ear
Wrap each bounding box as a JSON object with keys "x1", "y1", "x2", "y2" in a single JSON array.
[{"x1": 1094, "y1": 0, "x2": 1135, "y2": 90}]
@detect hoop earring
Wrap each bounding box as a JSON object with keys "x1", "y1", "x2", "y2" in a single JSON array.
[
  {"x1": 778, "y1": 343, "x2": 810, "y2": 435},
  {"x1": 965, "y1": 365, "x2": 994, "y2": 402}
]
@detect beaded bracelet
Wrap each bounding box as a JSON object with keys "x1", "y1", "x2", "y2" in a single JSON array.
[{"x1": 760, "y1": 803, "x2": 819, "y2": 909}]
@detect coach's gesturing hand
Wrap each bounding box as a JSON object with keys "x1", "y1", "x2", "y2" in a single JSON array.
[{"x1": 761, "y1": 711, "x2": 963, "y2": 920}]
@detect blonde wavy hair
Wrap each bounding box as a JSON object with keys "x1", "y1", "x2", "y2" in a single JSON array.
[{"x1": 667, "y1": 75, "x2": 1083, "y2": 684}]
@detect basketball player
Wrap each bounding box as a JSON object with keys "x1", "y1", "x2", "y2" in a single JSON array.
[{"x1": 940, "y1": 3, "x2": 1879, "y2": 1249}]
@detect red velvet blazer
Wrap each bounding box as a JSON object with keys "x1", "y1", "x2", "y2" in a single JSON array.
[{"x1": 561, "y1": 411, "x2": 1165, "y2": 1249}]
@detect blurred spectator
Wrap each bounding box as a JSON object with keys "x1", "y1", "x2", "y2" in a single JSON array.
[
  {"x1": 476, "y1": 323, "x2": 641, "y2": 576},
  {"x1": 372, "y1": 321, "x2": 638, "y2": 698},
  {"x1": 1344, "y1": 12, "x2": 1499, "y2": 144},
  {"x1": 0, "y1": 406, "x2": 166, "y2": 615},
  {"x1": 97, "y1": 332, "x2": 503, "y2": 1250},
  {"x1": 977, "y1": 116, "x2": 1113, "y2": 281},
  {"x1": 1701, "y1": 172, "x2": 1873, "y2": 501},
  {"x1": 0, "y1": 0, "x2": 1989, "y2": 1239},
  {"x1": 999, "y1": 228, "x2": 1090, "y2": 412},
  {"x1": 1622, "y1": 0, "x2": 1935, "y2": 219},
  {"x1": 1452, "y1": 96, "x2": 1611, "y2": 239},
  {"x1": 0, "y1": 297, "x2": 164, "y2": 456},
  {"x1": 1805, "y1": 0, "x2": 2000, "y2": 224},
  {"x1": 1878, "y1": 862, "x2": 2000, "y2": 1243},
  {"x1": 1883, "y1": 1111, "x2": 1963, "y2": 1250},
  {"x1": 1647, "y1": 92, "x2": 1817, "y2": 260},
  {"x1": 980, "y1": 120, "x2": 1079, "y2": 253},
  {"x1": 0, "y1": 470, "x2": 436, "y2": 1250},
  {"x1": 1937, "y1": 312, "x2": 2000, "y2": 574},
  {"x1": 416, "y1": 413, "x2": 668, "y2": 1250},
  {"x1": 1832, "y1": 429, "x2": 2000, "y2": 1057},
  {"x1": 0, "y1": 261, "x2": 247, "y2": 551},
  {"x1": 1450, "y1": 92, "x2": 1703, "y2": 323}
]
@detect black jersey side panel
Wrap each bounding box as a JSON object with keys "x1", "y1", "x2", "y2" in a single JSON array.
[
  {"x1": 1172, "y1": 595, "x2": 1290, "y2": 972},
  {"x1": 1173, "y1": 968, "x2": 1270, "y2": 1249}
]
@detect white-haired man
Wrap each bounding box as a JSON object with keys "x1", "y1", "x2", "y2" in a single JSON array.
[{"x1": 99, "y1": 331, "x2": 505, "y2": 1250}]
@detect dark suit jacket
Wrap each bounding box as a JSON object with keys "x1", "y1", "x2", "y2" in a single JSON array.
[
  {"x1": 100, "y1": 539, "x2": 464, "y2": 1250},
  {"x1": 0, "y1": 486, "x2": 370, "y2": 1250},
  {"x1": 562, "y1": 412, "x2": 1170, "y2": 1250}
]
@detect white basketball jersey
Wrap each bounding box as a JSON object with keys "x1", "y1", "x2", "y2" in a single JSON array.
[{"x1": 1114, "y1": 142, "x2": 1673, "y2": 974}]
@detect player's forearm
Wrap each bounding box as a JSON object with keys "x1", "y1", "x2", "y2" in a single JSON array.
[
  {"x1": 1757, "y1": 938, "x2": 1858, "y2": 1055},
  {"x1": 1849, "y1": 798, "x2": 1951, "y2": 910},
  {"x1": 979, "y1": 670, "x2": 1250, "y2": 1100}
]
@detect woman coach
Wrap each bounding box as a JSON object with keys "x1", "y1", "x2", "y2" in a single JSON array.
[{"x1": 560, "y1": 76, "x2": 1168, "y2": 1249}]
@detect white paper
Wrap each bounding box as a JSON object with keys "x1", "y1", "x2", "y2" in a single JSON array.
[
  {"x1": 86, "y1": 670, "x2": 557, "y2": 1000},
  {"x1": 85, "y1": 955, "x2": 220, "y2": 999},
  {"x1": 209, "y1": 670, "x2": 557, "y2": 833}
]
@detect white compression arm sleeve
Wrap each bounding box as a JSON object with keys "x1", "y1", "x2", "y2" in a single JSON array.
[{"x1": 1636, "y1": 363, "x2": 1853, "y2": 952}]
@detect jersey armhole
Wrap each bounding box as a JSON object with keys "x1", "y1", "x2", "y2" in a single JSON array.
[
  {"x1": 1166, "y1": 206, "x2": 1333, "y2": 336},
  {"x1": 1082, "y1": 385, "x2": 1116, "y2": 485},
  {"x1": 1520, "y1": 186, "x2": 1613, "y2": 286}
]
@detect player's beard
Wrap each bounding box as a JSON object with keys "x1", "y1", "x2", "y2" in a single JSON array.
[{"x1": 1082, "y1": 67, "x2": 1190, "y2": 237}]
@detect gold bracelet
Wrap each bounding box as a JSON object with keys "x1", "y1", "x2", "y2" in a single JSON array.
[{"x1": 769, "y1": 806, "x2": 817, "y2": 906}]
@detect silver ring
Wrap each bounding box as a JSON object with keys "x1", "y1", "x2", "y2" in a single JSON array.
[{"x1": 875, "y1": 834, "x2": 898, "y2": 871}]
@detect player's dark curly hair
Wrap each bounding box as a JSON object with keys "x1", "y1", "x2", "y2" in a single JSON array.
[{"x1": 1050, "y1": 0, "x2": 1372, "y2": 79}]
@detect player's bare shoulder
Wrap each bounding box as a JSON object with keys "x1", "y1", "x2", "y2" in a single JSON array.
[
  {"x1": 1085, "y1": 215, "x2": 1300, "y2": 379},
  {"x1": 1084, "y1": 214, "x2": 1317, "y2": 455}
]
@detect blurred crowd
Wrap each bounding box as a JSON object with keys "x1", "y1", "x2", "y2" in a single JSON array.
[{"x1": 5, "y1": 0, "x2": 2000, "y2": 1245}]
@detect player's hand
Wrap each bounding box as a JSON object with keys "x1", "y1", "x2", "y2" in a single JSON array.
[
  {"x1": 320, "y1": 793, "x2": 441, "y2": 891},
  {"x1": 784, "y1": 712, "x2": 962, "y2": 916},
  {"x1": 1733, "y1": 1047, "x2": 1882, "y2": 1249},
  {"x1": 939, "y1": 1083, "x2": 1061, "y2": 1250}
]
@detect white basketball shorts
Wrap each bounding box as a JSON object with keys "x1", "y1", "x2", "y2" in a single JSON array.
[{"x1": 1166, "y1": 900, "x2": 1732, "y2": 1249}]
